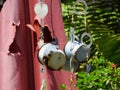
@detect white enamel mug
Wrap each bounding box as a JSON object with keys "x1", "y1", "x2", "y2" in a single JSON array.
[
  {"x1": 64, "y1": 32, "x2": 92, "y2": 62},
  {"x1": 38, "y1": 43, "x2": 66, "y2": 70}
]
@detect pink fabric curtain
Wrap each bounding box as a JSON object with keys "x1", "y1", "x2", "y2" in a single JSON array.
[{"x1": 0, "y1": 0, "x2": 77, "y2": 90}]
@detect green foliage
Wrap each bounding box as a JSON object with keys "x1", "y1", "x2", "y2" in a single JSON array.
[
  {"x1": 86, "y1": 0, "x2": 120, "y2": 64},
  {"x1": 61, "y1": 0, "x2": 120, "y2": 65},
  {"x1": 76, "y1": 52, "x2": 120, "y2": 90},
  {"x1": 60, "y1": 84, "x2": 67, "y2": 90},
  {"x1": 61, "y1": 0, "x2": 120, "y2": 89}
]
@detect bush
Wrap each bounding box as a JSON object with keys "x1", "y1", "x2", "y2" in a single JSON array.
[{"x1": 76, "y1": 52, "x2": 120, "y2": 90}]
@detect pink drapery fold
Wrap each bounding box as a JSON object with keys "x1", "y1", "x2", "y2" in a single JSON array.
[
  {"x1": 0, "y1": 0, "x2": 20, "y2": 53},
  {"x1": 0, "y1": 53, "x2": 22, "y2": 90},
  {"x1": 0, "y1": 0, "x2": 34, "y2": 90},
  {"x1": 0, "y1": 0, "x2": 21, "y2": 90},
  {"x1": 0, "y1": 0, "x2": 78, "y2": 90}
]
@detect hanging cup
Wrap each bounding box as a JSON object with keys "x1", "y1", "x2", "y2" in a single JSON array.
[
  {"x1": 38, "y1": 43, "x2": 66, "y2": 70},
  {"x1": 64, "y1": 32, "x2": 92, "y2": 62}
]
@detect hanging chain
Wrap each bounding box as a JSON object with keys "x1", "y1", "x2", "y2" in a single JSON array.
[
  {"x1": 39, "y1": 0, "x2": 45, "y2": 43},
  {"x1": 50, "y1": 0, "x2": 55, "y2": 38},
  {"x1": 69, "y1": 75, "x2": 74, "y2": 90},
  {"x1": 37, "y1": 1, "x2": 46, "y2": 89},
  {"x1": 72, "y1": 0, "x2": 88, "y2": 31},
  {"x1": 40, "y1": 65, "x2": 46, "y2": 90},
  {"x1": 70, "y1": 0, "x2": 88, "y2": 41},
  {"x1": 40, "y1": 65, "x2": 45, "y2": 73},
  {"x1": 70, "y1": 27, "x2": 75, "y2": 42},
  {"x1": 73, "y1": 0, "x2": 88, "y2": 15}
]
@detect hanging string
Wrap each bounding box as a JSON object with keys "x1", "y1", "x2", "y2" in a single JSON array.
[
  {"x1": 72, "y1": 0, "x2": 88, "y2": 32},
  {"x1": 40, "y1": 64, "x2": 46, "y2": 90},
  {"x1": 38, "y1": 1, "x2": 46, "y2": 89},
  {"x1": 50, "y1": 0, "x2": 56, "y2": 39},
  {"x1": 50, "y1": 0, "x2": 59, "y2": 45},
  {"x1": 50, "y1": 0, "x2": 54, "y2": 37},
  {"x1": 38, "y1": 0, "x2": 45, "y2": 40},
  {"x1": 40, "y1": 0, "x2": 44, "y2": 32},
  {"x1": 84, "y1": 10, "x2": 88, "y2": 32},
  {"x1": 70, "y1": 27, "x2": 75, "y2": 42},
  {"x1": 82, "y1": 0, "x2": 88, "y2": 32},
  {"x1": 71, "y1": 14, "x2": 74, "y2": 27}
]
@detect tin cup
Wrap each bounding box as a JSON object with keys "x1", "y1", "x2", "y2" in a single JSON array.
[{"x1": 38, "y1": 43, "x2": 66, "y2": 70}]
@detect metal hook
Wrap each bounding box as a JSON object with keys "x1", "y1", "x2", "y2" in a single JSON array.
[
  {"x1": 73, "y1": 0, "x2": 88, "y2": 15},
  {"x1": 70, "y1": 27, "x2": 75, "y2": 42},
  {"x1": 40, "y1": 65, "x2": 45, "y2": 73},
  {"x1": 70, "y1": 57, "x2": 74, "y2": 73}
]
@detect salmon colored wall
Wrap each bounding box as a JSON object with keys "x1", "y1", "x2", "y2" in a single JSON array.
[{"x1": 0, "y1": 0, "x2": 77, "y2": 90}]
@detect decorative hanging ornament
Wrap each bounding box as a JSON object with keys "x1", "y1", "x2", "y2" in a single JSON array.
[
  {"x1": 40, "y1": 79, "x2": 46, "y2": 90},
  {"x1": 81, "y1": 32, "x2": 92, "y2": 48},
  {"x1": 64, "y1": 28, "x2": 92, "y2": 62},
  {"x1": 73, "y1": 0, "x2": 88, "y2": 15},
  {"x1": 38, "y1": 43, "x2": 66, "y2": 70},
  {"x1": 34, "y1": 2, "x2": 48, "y2": 19},
  {"x1": 63, "y1": 27, "x2": 92, "y2": 73}
]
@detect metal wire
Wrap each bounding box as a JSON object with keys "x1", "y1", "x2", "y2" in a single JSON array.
[{"x1": 50, "y1": 0, "x2": 57, "y2": 40}]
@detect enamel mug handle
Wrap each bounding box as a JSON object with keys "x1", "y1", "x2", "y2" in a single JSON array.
[{"x1": 81, "y1": 32, "x2": 92, "y2": 48}]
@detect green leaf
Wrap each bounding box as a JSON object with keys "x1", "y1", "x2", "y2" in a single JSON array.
[{"x1": 60, "y1": 84, "x2": 66, "y2": 90}]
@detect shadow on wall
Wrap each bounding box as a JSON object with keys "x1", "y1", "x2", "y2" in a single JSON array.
[{"x1": 46, "y1": 69, "x2": 59, "y2": 90}]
